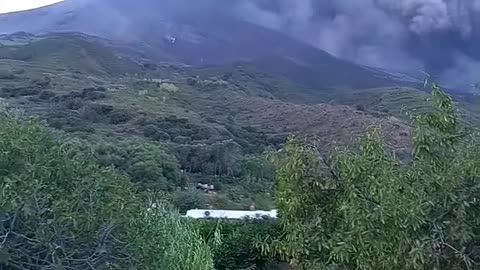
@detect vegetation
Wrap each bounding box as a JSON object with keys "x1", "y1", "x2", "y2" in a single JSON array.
[
  {"x1": 263, "y1": 83, "x2": 480, "y2": 269},
  {"x1": 196, "y1": 218, "x2": 282, "y2": 270},
  {"x1": 126, "y1": 202, "x2": 214, "y2": 270},
  {"x1": 0, "y1": 106, "x2": 214, "y2": 269},
  {"x1": 3, "y1": 32, "x2": 480, "y2": 270}
]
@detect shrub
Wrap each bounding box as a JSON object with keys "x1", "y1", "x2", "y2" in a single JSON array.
[
  {"x1": 31, "y1": 76, "x2": 51, "y2": 88},
  {"x1": 38, "y1": 90, "x2": 57, "y2": 100},
  {"x1": 64, "y1": 97, "x2": 85, "y2": 110},
  {"x1": 0, "y1": 108, "x2": 134, "y2": 269},
  {"x1": 82, "y1": 87, "x2": 107, "y2": 100},
  {"x1": 265, "y1": 83, "x2": 480, "y2": 269},
  {"x1": 187, "y1": 77, "x2": 198, "y2": 86},
  {"x1": 94, "y1": 140, "x2": 184, "y2": 192},
  {"x1": 1, "y1": 86, "x2": 41, "y2": 97},
  {"x1": 355, "y1": 103, "x2": 366, "y2": 111},
  {"x1": 109, "y1": 110, "x2": 132, "y2": 124},
  {"x1": 173, "y1": 135, "x2": 191, "y2": 144},
  {"x1": 196, "y1": 219, "x2": 282, "y2": 270},
  {"x1": 125, "y1": 202, "x2": 215, "y2": 270},
  {"x1": 80, "y1": 103, "x2": 112, "y2": 122},
  {"x1": 171, "y1": 189, "x2": 208, "y2": 213},
  {"x1": 143, "y1": 124, "x2": 159, "y2": 137},
  {"x1": 0, "y1": 106, "x2": 214, "y2": 269}
]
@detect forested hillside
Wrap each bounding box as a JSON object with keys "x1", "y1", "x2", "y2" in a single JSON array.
[
  {"x1": 0, "y1": 2, "x2": 479, "y2": 268},
  {"x1": 0, "y1": 32, "x2": 423, "y2": 211}
]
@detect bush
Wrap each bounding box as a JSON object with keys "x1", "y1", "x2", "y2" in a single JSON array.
[
  {"x1": 94, "y1": 140, "x2": 184, "y2": 192},
  {"x1": 355, "y1": 103, "x2": 366, "y2": 111},
  {"x1": 171, "y1": 189, "x2": 208, "y2": 213},
  {"x1": 126, "y1": 202, "x2": 215, "y2": 270},
  {"x1": 0, "y1": 107, "x2": 214, "y2": 269},
  {"x1": 109, "y1": 110, "x2": 133, "y2": 124},
  {"x1": 187, "y1": 77, "x2": 198, "y2": 86},
  {"x1": 0, "y1": 109, "x2": 134, "y2": 268},
  {"x1": 31, "y1": 76, "x2": 51, "y2": 88},
  {"x1": 173, "y1": 135, "x2": 191, "y2": 144},
  {"x1": 1, "y1": 86, "x2": 41, "y2": 97},
  {"x1": 82, "y1": 87, "x2": 107, "y2": 100},
  {"x1": 80, "y1": 103, "x2": 112, "y2": 122},
  {"x1": 143, "y1": 124, "x2": 171, "y2": 141},
  {"x1": 266, "y1": 83, "x2": 480, "y2": 269},
  {"x1": 196, "y1": 219, "x2": 282, "y2": 270},
  {"x1": 64, "y1": 97, "x2": 85, "y2": 110},
  {"x1": 143, "y1": 124, "x2": 159, "y2": 137},
  {"x1": 38, "y1": 90, "x2": 57, "y2": 100}
]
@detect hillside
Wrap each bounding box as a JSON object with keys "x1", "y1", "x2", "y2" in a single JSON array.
[
  {"x1": 0, "y1": 0, "x2": 414, "y2": 92},
  {"x1": 0, "y1": 32, "x2": 143, "y2": 75},
  {"x1": 0, "y1": 32, "x2": 424, "y2": 210},
  {"x1": 1, "y1": 3, "x2": 479, "y2": 211},
  {"x1": 1, "y1": 2, "x2": 479, "y2": 270}
]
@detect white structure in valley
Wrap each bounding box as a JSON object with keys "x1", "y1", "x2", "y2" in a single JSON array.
[{"x1": 185, "y1": 209, "x2": 277, "y2": 220}]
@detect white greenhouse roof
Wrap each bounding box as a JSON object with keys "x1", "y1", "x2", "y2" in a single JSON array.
[{"x1": 184, "y1": 209, "x2": 277, "y2": 219}]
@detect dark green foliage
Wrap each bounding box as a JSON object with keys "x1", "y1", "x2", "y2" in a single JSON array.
[
  {"x1": 0, "y1": 107, "x2": 214, "y2": 269},
  {"x1": 38, "y1": 90, "x2": 56, "y2": 100},
  {"x1": 1, "y1": 86, "x2": 40, "y2": 97},
  {"x1": 109, "y1": 110, "x2": 133, "y2": 124},
  {"x1": 83, "y1": 90, "x2": 107, "y2": 100},
  {"x1": 143, "y1": 124, "x2": 171, "y2": 141},
  {"x1": 46, "y1": 112, "x2": 95, "y2": 133},
  {"x1": 171, "y1": 189, "x2": 209, "y2": 213},
  {"x1": 31, "y1": 76, "x2": 51, "y2": 88},
  {"x1": 196, "y1": 219, "x2": 282, "y2": 270},
  {"x1": 80, "y1": 103, "x2": 113, "y2": 122},
  {"x1": 94, "y1": 140, "x2": 184, "y2": 192},
  {"x1": 173, "y1": 135, "x2": 192, "y2": 144},
  {"x1": 265, "y1": 83, "x2": 480, "y2": 269},
  {"x1": 355, "y1": 103, "x2": 366, "y2": 111},
  {"x1": 0, "y1": 108, "x2": 135, "y2": 269},
  {"x1": 125, "y1": 203, "x2": 215, "y2": 270},
  {"x1": 53, "y1": 88, "x2": 108, "y2": 103},
  {"x1": 64, "y1": 97, "x2": 85, "y2": 110},
  {"x1": 187, "y1": 77, "x2": 198, "y2": 86},
  {"x1": 175, "y1": 140, "x2": 243, "y2": 175}
]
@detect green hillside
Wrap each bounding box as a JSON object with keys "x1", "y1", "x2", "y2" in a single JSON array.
[
  {"x1": 0, "y1": 33, "x2": 142, "y2": 75},
  {"x1": 1, "y1": 32, "x2": 479, "y2": 211},
  {"x1": 1, "y1": 30, "x2": 479, "y2": 270}
]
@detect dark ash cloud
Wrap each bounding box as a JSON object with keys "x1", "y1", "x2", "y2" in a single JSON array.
[
  {"x1": 2, "y1": 0, "x2": 479, "y2": 89},
  {"x1": 232, "y1": 0, "x2": 480, "y2": 90}
]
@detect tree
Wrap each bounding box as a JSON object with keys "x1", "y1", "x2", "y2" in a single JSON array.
[
  {"x1": 94, "y1": 140, "x2": 185, "y2": 192},
  {"x1": 171, "y1": 189, "x2": 208, "y2": 213},
  {"x1": 125, "y1": 202, "x2": 215, "y2": 270},
  {"x1": 0, "y1": 106, "x2": 214, "y2": 269},
  {"x1": 264, "y1": 83, "x2": 480, "y2": 269},
  {"x1": 196, "y1": 218, "x2": 282, "y2": 270}
]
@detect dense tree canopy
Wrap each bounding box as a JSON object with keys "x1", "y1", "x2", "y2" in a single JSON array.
[
  {"x1": 264, "y1": 83, "x2": 480, "y2": 269},
  {"x1": 0, "y1": 106, "x2": 214, "y2": 269}
]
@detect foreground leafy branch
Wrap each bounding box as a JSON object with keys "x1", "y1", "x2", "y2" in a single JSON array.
[{"x1": 266, "y1": 83, "x2": 480, "y2": 269}]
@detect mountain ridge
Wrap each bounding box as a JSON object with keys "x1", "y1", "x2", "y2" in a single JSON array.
[{"x1": 0, "y1": 0, "x2": 414, "y2": 92}]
